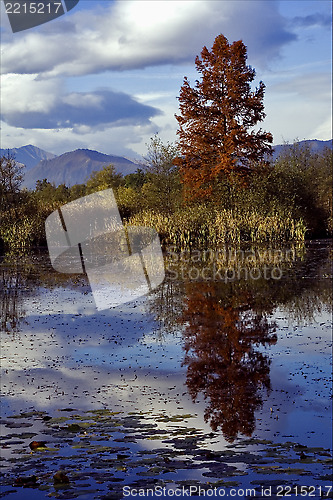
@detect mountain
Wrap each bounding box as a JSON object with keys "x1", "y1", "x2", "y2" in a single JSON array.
[
  {"x1": 0, "y1": 144, "x2": 56, "y2": 170},
  {"x1": 22, "y1": 149, "x2": 140, "y2": 189},
  {"x1": 4, "y1": 139, "x2": 331, "y2": 190},
  {"x1": 272, "y1": 139, "x2": 332, "y2": 161}
]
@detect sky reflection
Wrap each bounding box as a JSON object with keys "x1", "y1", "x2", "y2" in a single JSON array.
[{"x1": 1, "y1": 242, "x2": 332, "y2": 447}]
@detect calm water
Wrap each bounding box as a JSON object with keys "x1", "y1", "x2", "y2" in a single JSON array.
[{"x1": 0, "y1": 241, "x2": 332, "y2": 499}]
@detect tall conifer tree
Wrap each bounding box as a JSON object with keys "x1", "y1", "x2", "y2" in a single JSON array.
[{"x1": 175, "y1": 34, "x2": 273, "y2": 199}]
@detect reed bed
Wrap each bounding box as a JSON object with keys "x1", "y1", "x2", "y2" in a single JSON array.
[
  {"x1": 126, "y1": 205, "x2": 307, "y2": 250},
  {"x1": 1, "y1": 202, "x2": 57, "y2": 254},
  {"x1": 1, "y1": 212, "x2": 35, "y2": 253}
]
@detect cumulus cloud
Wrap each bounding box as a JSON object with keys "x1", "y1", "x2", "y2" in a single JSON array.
[
  {"x1": 2, "y1": 1, "x2": 328, "y2": 157},
  {"x1": 1, "y1": 0, "x2": 297, "y2": 77},
  {"x1": 1, "y1": 74, "x2": 160, "y2": 130},
  {"x1": 1, "y1": 74, "x2": 60, "y2": 114}
]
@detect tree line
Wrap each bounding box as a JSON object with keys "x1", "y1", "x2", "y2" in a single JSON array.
[
  {"x1": 1, "y1": 34, "x2": 332, "y2": 253},
  {"x1": 1, "y1": 136, "x2": 331, "y2": 253}
]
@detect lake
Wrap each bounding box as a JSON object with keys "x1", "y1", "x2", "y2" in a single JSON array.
[{"x1": 0, "y1": 241, "x2": 332, "y2": 499}]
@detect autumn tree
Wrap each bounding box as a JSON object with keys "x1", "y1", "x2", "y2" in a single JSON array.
[
  {"x1": 175, "y1": 34, "x2": 273, "y2": 199},
  {"x1": 181, "y1": 282, "x2": 276, "y2": 441}
]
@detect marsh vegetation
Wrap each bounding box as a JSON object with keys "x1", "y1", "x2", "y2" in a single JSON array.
[{"x1": 0, "y1": 139, "x2": 332, "y2": 254}]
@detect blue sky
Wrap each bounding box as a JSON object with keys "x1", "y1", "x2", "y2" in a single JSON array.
[{"x1": 0, "y1": 0, "x2": 331, "y2": 159}]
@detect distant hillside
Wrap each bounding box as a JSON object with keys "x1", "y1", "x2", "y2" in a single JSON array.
[
  {"x1": 0, "y1": 145, "x2": 56, "y2": 170},
  {"x1": 4, "y1": 140, "x2": 331, "y2": 190},
  {"x1": 272, "y1": 139, "x2": 332, "y2": 160},
  {"x1": 22, "y1": 149, "x2": 140, "y2": 189}
]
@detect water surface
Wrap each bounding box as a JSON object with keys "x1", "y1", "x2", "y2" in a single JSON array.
[{"x1": 0, "y1": 242, "x2": 332, "y2": 498}]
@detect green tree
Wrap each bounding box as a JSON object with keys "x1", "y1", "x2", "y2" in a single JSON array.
[
  {"x1": 271, "y1": 142, "x2": 333, "y2": 236},
  {"x1": 116, "y1": 185, "x2": 142, "y2": 218},
  {"x1": 54, "y1": 183, "x2": 70, "y2": 203},
  {"x1": 175, "y1": 34, "x2": 273, "y2": 200},
  {"x1": 34, "y1": 179, "x2": 70, "y2": 206},
  {"x1": 85, "y1": 165, "x2": 123, "y2": 194},
  {"x1": 124, "y1": 168, "x2": 146, "y2": 189},
  {"x1": 0, "y1": 154, "x2": 43, "y2": 252},
  {"x1": 142, "y1": 134, "x2": 181, "y2": 212},
  {"x1": 315, "y1": 146, "x2": 333, "y2": 235},
  {"x1": 0, "y1": 153, "x2": 24, "y2": 210},
  {"x1": 34, "y1": 179, "x2": 56, "y2": 202},
  {"x1": 69, "y1": 183, "x2": 86, "y2": 201}
]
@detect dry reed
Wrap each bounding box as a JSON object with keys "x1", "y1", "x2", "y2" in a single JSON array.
[{"x1": 126, "y1": 205, "x2": 307, "y2": 250}]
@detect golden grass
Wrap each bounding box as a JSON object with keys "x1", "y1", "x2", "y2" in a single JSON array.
[{"x1": 126, "y1": 205, "x2": 307, "y2": 250}]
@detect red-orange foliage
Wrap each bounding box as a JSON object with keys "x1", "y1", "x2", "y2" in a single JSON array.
[
  {"x1": 181, "y1": 282, "x2": 277, "y2": 441},
  {"x1": 175, "y1": 34, "x2": 273, "y2": 199}
]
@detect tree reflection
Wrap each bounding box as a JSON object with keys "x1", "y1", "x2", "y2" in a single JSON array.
[
  {"x1": 182, "y1": 282, "x2": 277, "y2": 441},
  {"x1": 1, "y1": 257, "x2": 29, "y2": 333},
  {"x1": 0, "y1": 253, "x2": 89, "y2": 334}
]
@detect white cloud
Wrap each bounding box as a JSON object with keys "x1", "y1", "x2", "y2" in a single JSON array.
[
  {"x1": 1, "y1": 74, "x2": 61, "y2": 114},
  {"x1": 1, "y1": 1, "x2": 296, "y2": 77},
  {"x1": 1, "y1": 1, "x2": 330, "y2": 156}
]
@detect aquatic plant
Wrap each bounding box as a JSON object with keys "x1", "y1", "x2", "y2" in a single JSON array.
[{"x1": 127, "y1": 206, "x2": 307, "y2": 250}]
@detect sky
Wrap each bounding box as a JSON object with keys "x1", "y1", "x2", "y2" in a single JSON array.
[{"x1": 0, "y1": 0, "x2": 332, "y2": 159}]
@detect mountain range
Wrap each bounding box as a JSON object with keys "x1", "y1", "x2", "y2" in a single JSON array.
[
  {"x1": 1, "y1": 139, "x2": 332, "y2": 190},
  {"x1": 21, "y1": 149, "x2": 140, "y2": 189},
  {"x1": 272, "y1": 139, "x2": 332, "y2": 160},
  {"x1": 0, "y1": 144, "x2": 56, "y2": 170}
]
